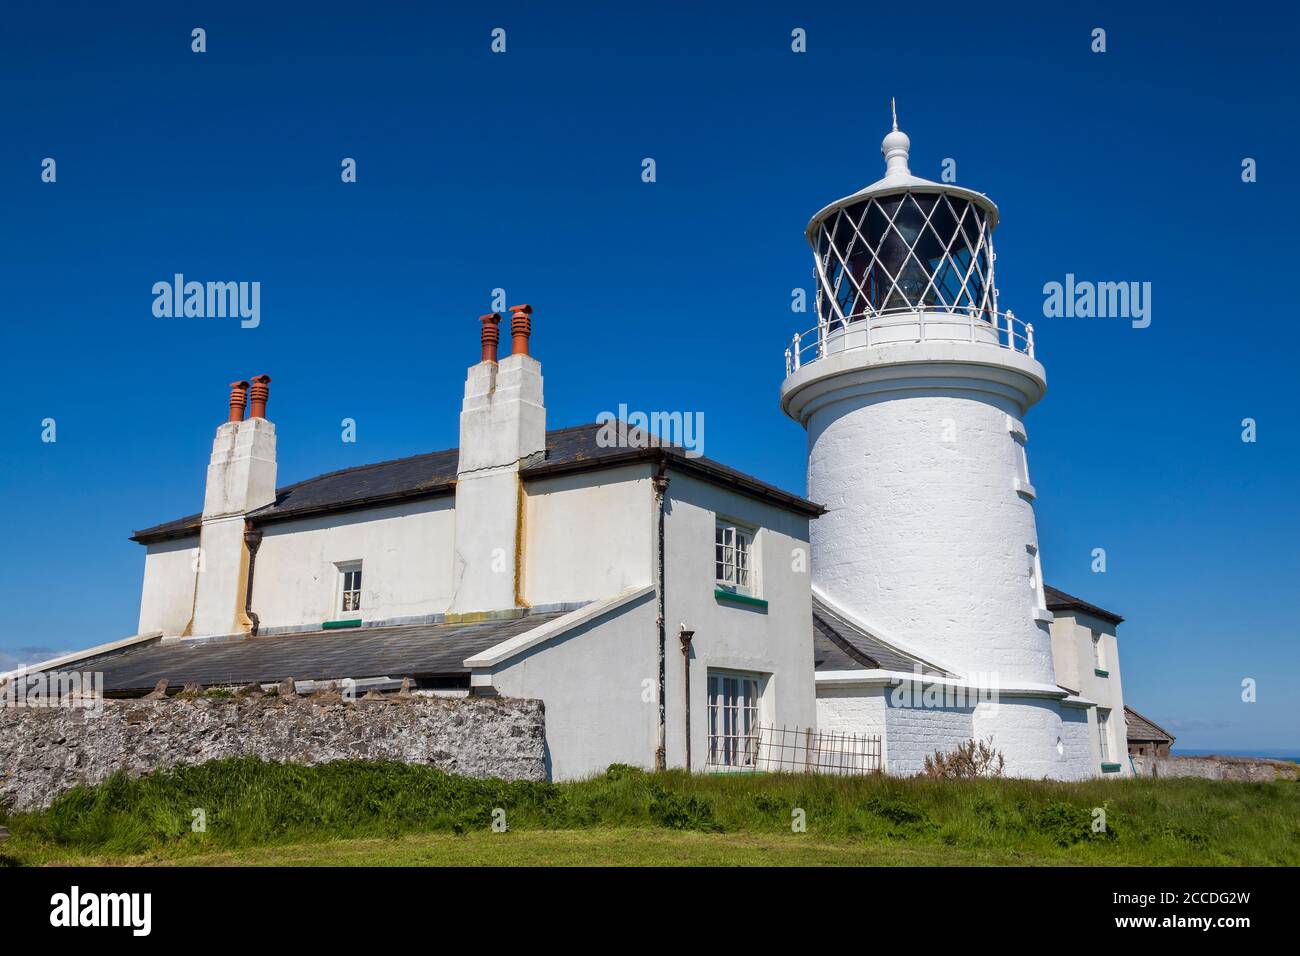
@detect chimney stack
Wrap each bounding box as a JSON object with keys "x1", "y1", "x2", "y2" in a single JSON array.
[
  {"x1": 452, "y1": 306, "x2": 545, "y2": 615},
  {"x1": 192, "y1": 373, "x2": 279, "y2": 638},
  {"x1": 248, "y1": 374, "x2": 271, "y2": 419},
  {"x1": 509, "y1": 304, "x2": 533, "y2": 356},
  {"x1": 228, "y1": 380, "x2": 250, "y2": 422},
  {"x1": 479, "y1": 312, "x2": 502, "y2": 363}
]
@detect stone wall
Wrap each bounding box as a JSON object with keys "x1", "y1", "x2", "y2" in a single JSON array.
[
  {"x1": 0, "y1": 692, "x2": 547, "y2": 812},
  {"x1": 1131, "y1": 753, "x2": 1298, "y2": 782}
]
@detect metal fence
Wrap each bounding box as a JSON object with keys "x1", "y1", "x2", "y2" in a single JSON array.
[{"x1": 707, "y1": 724, "x2": 882, "y2": 776}]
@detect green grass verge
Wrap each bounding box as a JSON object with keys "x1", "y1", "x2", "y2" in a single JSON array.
[
  {"x1": 2, "y1": 758, "x2": 1296, "y2": 866},
  {"x1": 15, "y1": 830, "x2": 1116, "y2": 867}
]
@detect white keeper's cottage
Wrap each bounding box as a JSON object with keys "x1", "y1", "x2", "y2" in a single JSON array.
[{"x1": 16, "y1": 118, "x2": 1135, "y2": 781}]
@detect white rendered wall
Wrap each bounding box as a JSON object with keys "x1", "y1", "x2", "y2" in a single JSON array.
[
  {"x1": 250, "y1": 498, "x2": 456, "y2": 629},
  {"x1": 660, "y1": 473, "x2": 818, "y2": 770},
  {"x1": 1050, "y1": 610, "x2": 1131, "y2": 776},
  {"x1": 244, "y1": 467, "x2": 655, "y2": 630},
  {"x1": 486, "y1": 592, "x2": 659, "y2": 780},
  {"x1": 803, "y1": 373, "x2": 1054, "y2": 685},
  {"x1": 477, "y1": 466, "x2": 817, "y2": 780},
  {"x1": 522, "y1": 466, "x2": 654, "y2": 607},
  {"x1": 450, "y1": 468, "x2": 523, "y2": 613},
  {"x1": 138, "y1": 537, "x2": 200, "y2": 636},
  {"x1": 1049, "y1": 615, "x2": 1082, "y2": 692},
  {"x1": 191, "y1": 516, "x2": 252, "y2": 637}
]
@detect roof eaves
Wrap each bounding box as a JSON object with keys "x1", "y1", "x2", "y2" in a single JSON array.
[
  {"x1": 1124, "y1": 705, "x2": 1176, "y2": 743},
  {"x1": 521, "y1": 446, "x2": 824, "y2": 518},
  {"x1": 464, "y1": 586, "x2": 654, "y2": 669},
  {"x1": 247, "y1": 481, "x2": 457, "y2": 527},
  {"x1": 129, "y1": 519, "x2": 201, "y2": 544},
  {"x1": 1044, "y1": 585, "x2": 1125, "y2": 625}
]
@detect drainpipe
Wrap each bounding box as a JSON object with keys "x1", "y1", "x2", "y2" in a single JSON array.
[
  {"x1": 679, "y1": 626, "x2": 695, "y2": 771},
  {"x1": 652, "y1": 462, "x2": 669, "y2": 771},
  {"x1": 243, "y1": 522, "x2": 263, "y2": 636}
]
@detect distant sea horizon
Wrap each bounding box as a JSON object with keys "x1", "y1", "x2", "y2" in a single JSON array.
[{"x1": 1176, "y1": 748, "x2": 1300, "y2": 763}]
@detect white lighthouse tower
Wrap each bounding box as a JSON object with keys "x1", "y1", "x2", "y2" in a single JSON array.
[{"x1": 784, "y1": 109, "x2": 1092, "y2": 778}]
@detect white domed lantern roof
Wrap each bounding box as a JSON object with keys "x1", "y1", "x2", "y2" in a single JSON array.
[
  {"x1": 806, "y1": 128, "x2": 1000, "y2": 231},
  {"x1": 806, "y1": 104, "x2": 1002, "y2": 325}
]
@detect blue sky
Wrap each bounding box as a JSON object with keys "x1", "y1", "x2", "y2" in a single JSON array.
[{"x1": 1, "y1": 2, "x2": 1296, "y2": 753}]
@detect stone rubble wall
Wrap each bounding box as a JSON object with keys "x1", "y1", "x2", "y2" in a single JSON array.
[
  {"x1": 1131, "y1": 753, "x2": 1297, "y2": 782},
  {"x1": 0, "y1": 692, "x2": 547, "y2": 812}
]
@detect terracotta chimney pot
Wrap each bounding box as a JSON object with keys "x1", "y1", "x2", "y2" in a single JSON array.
[
  {"x1": 509, "y1": 304, "x2": 534, "y2": 356},
  {"x1": 248, "y1": 374, "x2": 272, "y2": 419},
  {"x1": 228, "y1": 380, "x2": 250, "y2": 422},
  {"x1": 479, "y1": 312, "x2": 502, "y2": 363}
]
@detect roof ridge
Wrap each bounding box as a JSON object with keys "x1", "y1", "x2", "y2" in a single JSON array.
[
  {"x1": 132, "y1": 421, "x2": 822, "y2": 542},
  {"x1": 276, "y1": 445, "x2": 455, "y2": 490},
  {"x1": 270, "y1": 421, "x2": 606, "y2": 493}
]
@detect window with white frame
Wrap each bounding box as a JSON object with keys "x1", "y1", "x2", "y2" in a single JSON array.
[
  {"x1": 338, "y1": 562, "x2": 362, "y2": 613},
  {"x1": 715, "y1": 522, "x2": 754, "y2": 594},
  {"x1": 1027, "y1": 543, "x2": 1045, "y2": 609},
  {"x1": 1092, "y1": 631, "x2": 1106, "y2": 670},
  {"x1": 707, "y1": 671, "x2": 761, "y2": 769},
  {"x1": 1097, "y1": 707, "x2": 1112, "y2": 762}
]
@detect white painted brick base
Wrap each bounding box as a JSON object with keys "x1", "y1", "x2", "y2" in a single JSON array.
[
  {"x1": 973, "y1": 697, "x2": 1094, "y2": 780},
  {"x1": 817, "y1": 685, "x2": 1097, "y2": 780},
  {"x1": 884, "y1": 693, "x2": 975, "y2": 776}
]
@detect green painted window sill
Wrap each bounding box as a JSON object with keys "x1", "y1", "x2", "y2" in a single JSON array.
[
  {"x1": 714, "y1": 588, "x2": 768, "y2": 611},
  {"x1": 1101, "y1": 762, "x2": 1122, "y2": 773},
  {"x1": 322, "y1": 619, "x2": 362, "y2": 630},
  {"x1": 1094, "y1": 668, "x2": 1109, "y2": 678}
]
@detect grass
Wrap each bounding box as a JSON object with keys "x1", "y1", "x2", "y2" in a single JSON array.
[
  {"x1": 15, "y1": 831, "x2": 1103, "y2": 867},
  {"x1": 2, "y1": 758, "x2": 1297, "y2": 866}
]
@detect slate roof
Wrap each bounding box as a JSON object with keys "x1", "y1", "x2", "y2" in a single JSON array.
[
  {"x1": 812, "y1": 595, "x2": 952, "y2": 676},
  {"x1": 131, "y1": 421, "x2": 822, "y2": 543},
  {"x1": 1044, "y1": 585, "x2": 1124, "y2": 625},
  {"x1": 70, "y1": 611, "x2": 569, "y2": 695},
  {"x1": 1124, "y1": 705, "x2": 1176, "y2": 745}
]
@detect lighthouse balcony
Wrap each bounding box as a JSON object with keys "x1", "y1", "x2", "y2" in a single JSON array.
[{"x1": 784, "y1": 307, "x2": 1034, "y2": 377}]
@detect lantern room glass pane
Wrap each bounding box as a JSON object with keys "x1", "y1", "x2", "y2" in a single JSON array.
[{"x1": 815, "y1": 192, "x2": 992, "y2": 325}]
